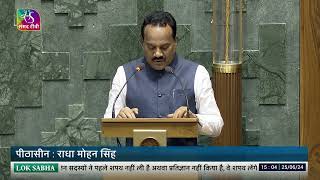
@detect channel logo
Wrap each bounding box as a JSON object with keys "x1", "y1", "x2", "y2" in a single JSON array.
[{"x1": 16, "y1": 9, "x2": 41, "y2": 31}]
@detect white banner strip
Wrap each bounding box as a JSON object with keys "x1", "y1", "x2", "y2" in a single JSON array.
[{"x1": 11, "y1": 161, "x2": 308, "y2": 178}]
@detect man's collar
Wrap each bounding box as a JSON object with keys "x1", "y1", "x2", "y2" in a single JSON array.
[{"x1": 168, "y1": 53, "x2": 178, "y2": 70}]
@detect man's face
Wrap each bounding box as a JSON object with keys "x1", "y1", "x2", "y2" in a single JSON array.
[{"x1": 143, "y1": 24, "x2": 177, "y2": 71}]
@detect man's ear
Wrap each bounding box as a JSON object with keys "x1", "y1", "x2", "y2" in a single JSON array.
[{"x1": 173, "y1": 40, "x2": 177, "y2": 49}]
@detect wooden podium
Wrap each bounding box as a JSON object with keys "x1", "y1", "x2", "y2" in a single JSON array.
[{"x1": 100, "y1": 118, "x2": 198, "y2": 146}]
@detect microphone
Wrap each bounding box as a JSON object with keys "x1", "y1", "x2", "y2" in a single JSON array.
[
  {"x1": 164, "y1": 66, "x2": 190, "y2": 118},
  {"x1": 112, "y1": 63, "x2": 145, "y2": 118}
]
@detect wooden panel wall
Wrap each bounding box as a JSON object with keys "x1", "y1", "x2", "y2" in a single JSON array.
[
  {"x1": 300, "y1": 0, "x2": 320, "y2": 178},
  {"x1": 212, "y1": 71, "x2": 242, "y2": 146}
]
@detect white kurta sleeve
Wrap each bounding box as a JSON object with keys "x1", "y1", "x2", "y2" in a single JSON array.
[
  {"x1": 194, "y1": 65, "x2": 224, "y2": 137},
  {"x1": 104, "y1": 66, "x2": 127, "y2": 118}
]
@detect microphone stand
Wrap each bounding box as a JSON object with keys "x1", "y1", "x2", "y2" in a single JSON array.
[
  {"x1": 164, "y1": 66, "x2": 190, "y2": 118},
  {"x1": 111, "y1": 64, "x2": 145, "y2": 147}
]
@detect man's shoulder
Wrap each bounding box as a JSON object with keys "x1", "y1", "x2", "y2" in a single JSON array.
[
  {"x1": 177, "y1": 55, "x2": 210, "y2": 76},
  {"x1": 177, "y1": 55, "x2": 200, "y2": 68},
  {"x1": 122, "y1": 57, "x2": 144, "y2": 68}
]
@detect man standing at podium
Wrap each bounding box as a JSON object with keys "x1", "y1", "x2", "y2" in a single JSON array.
[{"x1": 104, "y1": 11, "x2": 223, "y2": 145}]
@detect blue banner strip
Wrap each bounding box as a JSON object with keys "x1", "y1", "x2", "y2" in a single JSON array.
[{"x1": 11, "y1": 146, "x2": 308, "y2": 162}]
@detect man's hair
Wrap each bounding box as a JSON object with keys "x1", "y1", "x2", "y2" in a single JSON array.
[{"x1": 141, "y1": 11, "x2": 177, "y2": 40}]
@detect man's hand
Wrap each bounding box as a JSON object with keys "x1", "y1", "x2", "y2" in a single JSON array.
[
  {"x1": 116, "y1": 107, "x2": 139, "y2": 118},
  {"x1": 167, "y1": 106, "x2": 197, "y2": 118}
]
